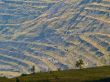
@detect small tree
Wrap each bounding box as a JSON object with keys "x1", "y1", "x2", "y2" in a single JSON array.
[
  {"x1": 16, "y1": 78, "x2": 20, "y2": 82},
  {"x1": 75, "y1": 59, "x2": 84, "y2": 69},
  {"x1": 31, "y1": 65, "x2": 35, "y2": 74}
]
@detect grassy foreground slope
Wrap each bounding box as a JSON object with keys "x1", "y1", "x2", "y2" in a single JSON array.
[{"x1": 1, "y1": 66, "x2": 110, "y2": 82}]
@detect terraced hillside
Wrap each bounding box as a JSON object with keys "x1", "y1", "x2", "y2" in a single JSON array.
[{"x1": 0, "y1": 0, "x2": 110, "y2": 78}]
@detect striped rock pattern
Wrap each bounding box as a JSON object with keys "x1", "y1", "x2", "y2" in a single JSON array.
[{"x1": 0, "y1": 0, "x2": 110, "y2": 78}]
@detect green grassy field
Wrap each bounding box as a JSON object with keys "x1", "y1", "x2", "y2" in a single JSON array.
[{"x1": 1, "y1": 66, "x2": 110, "y2": 82}]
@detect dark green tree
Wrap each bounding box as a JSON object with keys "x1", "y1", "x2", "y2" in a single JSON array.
[
  {"x1": 75, "y1": 59, "x2": 84, "y2": 69},
  {"x1": 16, "y1": 78, "x2": 20, "y2": 82},
  {"x1": 31, "y1": 65, "x2": 35, "y2": 74}
]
